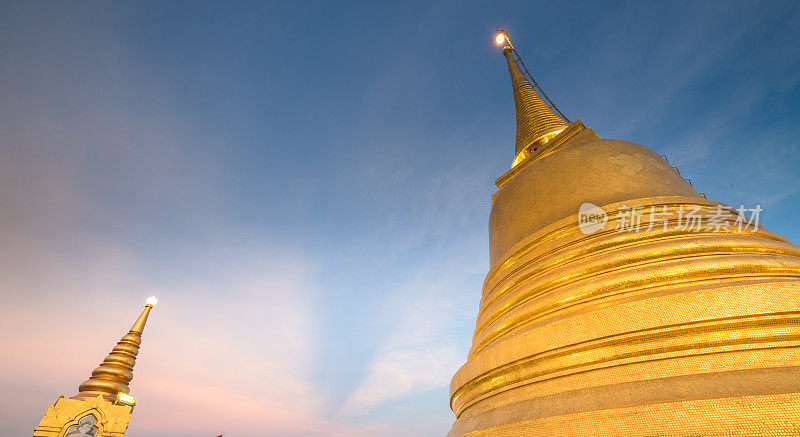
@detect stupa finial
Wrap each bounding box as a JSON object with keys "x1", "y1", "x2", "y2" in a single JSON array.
[
  {"x1": 495, "y1": 30, "x2": 569, "y2": 165},
  {"x1": 70, "y1": 297, "x2": 157, "y2": 403}
]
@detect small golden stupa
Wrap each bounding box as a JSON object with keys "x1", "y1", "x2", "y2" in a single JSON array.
[
  {"x1": 34, "y1": 297, "x2": 157, "y2": 437},
  {"x1": 448, "y1": 32, "x2": 800, "y2": 436}
]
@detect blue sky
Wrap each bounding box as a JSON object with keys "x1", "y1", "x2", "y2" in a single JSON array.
[{"x1": 1, "y1": 1, "x2": 799, "y2": 436}]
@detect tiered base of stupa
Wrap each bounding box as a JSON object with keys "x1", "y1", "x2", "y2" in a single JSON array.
[{"x1": 449, "y1": 123, "x2": 800, "y2": 436}]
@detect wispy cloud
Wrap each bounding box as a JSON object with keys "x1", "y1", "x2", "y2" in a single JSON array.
[{"x1": 337, "y1": 270, "x2": 472, "y2": 417}]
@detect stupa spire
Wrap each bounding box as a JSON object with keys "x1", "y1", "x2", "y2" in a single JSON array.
[
  {"x1": 502, "y1": 45, "x2": 568, "y2": 161},
  {"x1": 71, "y1": 297, "x2": 158, "y2": 402}
]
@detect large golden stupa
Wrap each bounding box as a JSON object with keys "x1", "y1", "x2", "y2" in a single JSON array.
[{"x1": 448, "y1": 35, "x2": 800, "y2": 436}]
